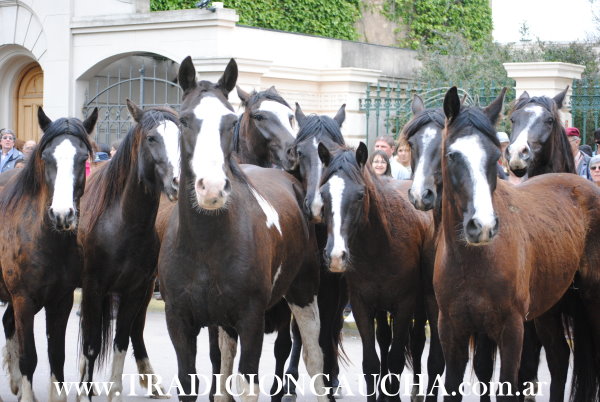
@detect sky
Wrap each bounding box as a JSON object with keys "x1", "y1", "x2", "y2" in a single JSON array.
[{"x1": 492, "y1": 0, "x2": 598, "y2": 43}]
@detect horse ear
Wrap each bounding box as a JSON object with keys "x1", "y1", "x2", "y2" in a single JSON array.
[
  {"x1": 178, "y1": 56, "x2": 197, "y2": 93},
  {"x1": 37, "y1": 106, "x2": 52, "y2": 132},
  {"x1": 82, "y1": 107, "x2": 99, "y2": 135},
  {"x1": 443, "y1": 87, "x2": 461, "y2": 123},
  {"x1": 483, "y1": 87, "x2": 507, "y2": 126},
  {"x1": 295, "y1": 102, "x2": 308, "y2": 128},
  {"x1": 356, "y1": 142, "x2": 368, "y2": 168},
  {"x1": 411, "y1": 94, "x2": 425, "y2": 115},
  {"x1": 218, "y1": 58, "x2": 238, "y2": 97},
  {"x1": 267, "y1": 85, "x2": 279, "y2": 95},
  {"x1": 553, "y1": 86, "x2": 569, "y2": 109},
  {"x1": 318, "y1": 142, "x2": 331, "y2": 167},
  {"x1": 126, "y1": 99, "x2": 144, "y2": 123},
  {"x1": 237, "y1": 86, "x2": 250, "y2": 105},
  {"x1": 518, "y1": 90, "x2": 530, "y2": 102},
  {"x1": 333, "y1": 104, "x2": 346, "y2": 127}
]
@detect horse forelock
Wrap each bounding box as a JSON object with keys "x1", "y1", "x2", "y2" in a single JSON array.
[
  {"x1": 294, "y1": 115, "x2": 345, "y2": 148},
  {"x1": 447, "y1": 107, "x2": 500, "y2": 149},
  {"x1": 403, "y1": 108, "x2": 445, "y2": 141}
]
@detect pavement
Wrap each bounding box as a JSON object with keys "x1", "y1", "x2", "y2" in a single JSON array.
[{"x1": 0, "y1": 299, "x2": 562, "y2": 401}]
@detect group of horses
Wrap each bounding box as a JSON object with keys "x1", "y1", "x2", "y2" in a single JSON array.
[{"x1": 0, "y1": 56, "x2": 598, "y2": 402}]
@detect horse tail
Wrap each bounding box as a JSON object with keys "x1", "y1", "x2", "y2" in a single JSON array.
[
  {"x1": 79, "y1": 290, "x2": 114, "y2": 368},
  {"x1": 565, "y1": 283, "x2": 600, "y2": 402}
]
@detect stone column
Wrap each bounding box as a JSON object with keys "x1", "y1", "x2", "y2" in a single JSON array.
[{"x1": 503, "y1": 62, "x2": 585, "y2": 127}]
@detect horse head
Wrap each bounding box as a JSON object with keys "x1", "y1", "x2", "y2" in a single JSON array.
[
  {"x1": 286, "y1": 102, "x2": 346, "y2": 223},
  {"x1": 506, "y1": 87, "x2": 569, "y2": 177},
  {"x1": 37, "y1": 107, "x2": 96, "y2": 230},
  {"x1": 178, "y1": 56, "x2": 238, "y2": 211},
  {"x1": 126, "y1": 100, "x2": 180, "y2": 201},
  {"x1": 442, "y1": 87, "x2": 505, "y2": 245}
]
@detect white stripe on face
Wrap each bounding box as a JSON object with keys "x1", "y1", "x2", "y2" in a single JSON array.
[
  {"x1": 310, "y1": 138, "x2": 324, "y2": 219},
  {"x1": 507, "y1": 105, "x2": 543, "y2": 161},
  {"x1": 156, "y1": 120, "x2": 181, "y2": 181},
  {"x1": 410, "y1": 126, "x2": 437, "y2": 199},
  {"x1": 328, "y1": 175, "x2": 347, "y2": 261},
  {"x1": 449, "y1": 135, "x2": 496, "y2": 229},
  {"x1": 258, "y1": 100, "x2": 297, "y2": 138},
  {"x1": 249, "y1": 186, "x2": 282, "y2": 235},
  {"x1": 51, "y1": 139, "x2": 77, "y2": 214},
  {"x1": 192, "y1": 96, "x2": 236, "y2": 204}
]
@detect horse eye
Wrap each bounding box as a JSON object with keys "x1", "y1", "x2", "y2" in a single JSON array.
[
  {"x1": 447, "y1": 152, "x2": 457, "y2": 161},
  {"x1": 546, "y1": 118, "x2": 554, "y2": 124},
  {"x1": 297, "y1": 150, "x2": 303, "y2": 158},
  {"x1": 289, "y1": 115, "x2": 294, "y2": 126},
  {"x1": 357, "y1": 192, "x2": 365, "y2": 201},
  {"x1": 179, "y1": 117, "x2": 188, "y2": 128},
  {"x1": 252, "y1": 113, "x2": 264, "y2": 121},
  {"x1": 148, "y1": 136, "x2": 158, "y2": 143}
]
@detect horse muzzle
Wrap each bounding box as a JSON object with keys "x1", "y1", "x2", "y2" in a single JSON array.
[
  {"x1": 507, "y1": 145, "x2": 530, "y2": 177},
  {"x1": 408, "y1": 187, "x2": 435, "y2": 211},
  {"x1": 325, "y1": 249, "x2": 348, "y2": 273},
  {"x1": 165, "y1": 177, "x2": 179, "y2": 202},
  {"x1": 464, "y1": 216, "x2": 499, "y2": 245},
  {"x1": 49, "y1": 207, "x2": 78, "y2": 231},
  {"x1": 195, "y1": 177, "x2": 231, "y2": 210}
]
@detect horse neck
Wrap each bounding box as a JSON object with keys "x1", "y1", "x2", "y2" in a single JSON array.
[
  {"x1": 529, "y1": 123, "x2": 575, "y2": 176},
  {"x1": 119, "y1": 151, "x2": 161, "y2": 225},
  {"x1": 353, "y1": 173, "x2": 393, "y2": 254},
  {"x1": 238, "y1": 116, "x2": 270, "y2": 167}
]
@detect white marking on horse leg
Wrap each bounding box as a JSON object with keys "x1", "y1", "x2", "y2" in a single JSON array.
[
  {"x1": 288, "y1": 296, "x2": 328, "y2": 402},
  {"x1": 49, "y1": 374, "x2": 67, "y2": 402},
  {"x1": 136, "y1": 357, "x2": 169, "y2": 398},
  {"x1": 3, "y1": 336, "x2": 21, "y2": 395},
  {"x1": 107, "y1": 347, "x2": 126, "y2": 402},
  {"x1": 215, "y1": 327, "x2": 237, "y2": 402},
  {"x1": 236, "y1": 375, "x2": 260, "y2": 402},
  {"x1": 20, "y1": 377, "x2": 38, "y2": 402}
]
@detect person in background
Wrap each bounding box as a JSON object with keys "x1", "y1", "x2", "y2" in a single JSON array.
[
  {"x1": 373, "y1": 136, "x2": 409, "y2": 179},
  {"x1": 0, "y1": 129, "x2": 24, "y2": 173},
  {"x1": 589, "y1": 154, "x2": 600, "y2": 186},
  {"x1": 394, "y1": 137, "x2": 412, "y2": 179},
  {"x1": 110, "y1": 140, "x2": 122, "y2": 158},
  {"x1": 566, "y1": 127, "x2": 591, "y2": 180},
  {"x1": 368, "y1": 150, "x2": 392, "y2": 177},
  {"x1": 580, "y1": 144, "x2": 593, "y2": 157},
  {"x1": 594, "y1": 128, "x2": 600, "y2": 155},
  {"x1": 22, "y1": 140, "x2": 36, "y2": 161},
  {"x1": 13, "y1": 159, "x2": 26, "y2": 169}
]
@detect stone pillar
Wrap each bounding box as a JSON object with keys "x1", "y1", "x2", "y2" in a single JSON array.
[{"x1": 503, "y1": 62, "x2": 585, "y2": 127}]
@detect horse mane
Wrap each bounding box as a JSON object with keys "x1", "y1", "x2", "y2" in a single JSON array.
[
  {"x1": 402, "y1": 108, "x2": 445, "y2": 140},
  {"x1": 510, "y1": 96, "x2": 575, "y2": 175},
  {"x1": 447, "y1": 107, "x2": 500, "y2": 148},
  {"x1": 83, "y1": 108, "x2": 178, "y2": 232},
  {"x1": 240, "y1": 89, "x2": 291, "y2": 109},
  {"x1": 0, "y1": 118, "x2": 93, "y2": 214},
  {"x1": 293, "y1": 114, "x2": 346, "y2": 147}
]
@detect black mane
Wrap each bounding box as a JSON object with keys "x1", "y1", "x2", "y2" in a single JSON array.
[
  {"x1": 294, "y1": 114, "x2": 346, "y2": 147},
  {"x1": 403, "y1": 108, "x2": 445, "y2": 140},
  {"x1": 448, "y1": 107, "x2": 500, "y2": 148}
]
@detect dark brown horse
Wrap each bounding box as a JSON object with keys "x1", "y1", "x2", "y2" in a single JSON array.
[
  {"x1": 78, "y1": 101, "x2": 180, "y2": 401},
  {"x1": 158, "y1": 56, "x2": 326, "y2": 402},
  {"x1": 0, "y1": 107, "x2": 96, "y2": 401},
  {"x1": 318, "y1": 142, "x2": 435, "y2": 402},
  {"x1": 437, "y1": 86, "x2": 600, "y2": 402}
]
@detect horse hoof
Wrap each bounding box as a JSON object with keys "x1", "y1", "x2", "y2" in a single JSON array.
[
  {"x1": 523, "y1": 397, "x2": 536, "y2": 402},
  {"x1": 410, "y1": 395, "x2": 424, "y2": 402},
  {"x1": 281, "y1": 394, "x2": 296, "y2": 402},
  {"x1": 332, "y1": 385, "x2": 344, "y2": 399}
]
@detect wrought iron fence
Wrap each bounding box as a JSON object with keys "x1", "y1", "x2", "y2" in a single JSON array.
[
  {"x1": 571, "y1": 79, "x2": 600, "y2": 146},
  {"x1": 359, "y1": 80, "x2": 515, "y2": 147},
  {"x1": 82, "y1": 62, "x2": 181, "y2": 148}
]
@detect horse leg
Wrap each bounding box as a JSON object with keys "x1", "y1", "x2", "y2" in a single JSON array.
[
  {"x1": 209, "y1": 326, "x2": 221, "y2": 402},
  {"x1": 386, "y1": 304, "x2": 416, "y2": 402},
  {"x1": 3, "y1": 303, "x2": 21, "y2": 395},
  {"x1": 517, "y1": 321, "x2": 542, "y2": 402},
  {"x1": 283, "y1": 318, "x2": 302, "y2": 396},
  {"x1": 130, "y1": 279, "x2": 168, "y2": 398},
  {"x1": 288, "y1": 297, "x2": 329, "y2": 402},
  {"x1": 438, "y1": 313, "x2": 469, "y2": 402},
  {"x1": 495, "y1": 315, "x2": 523, "y2": 402},
  {"x1": 271, "y1": 315, "x2": 292, "y2": 402},
  {"x1": 473, "y1": 334, "x2": 496, "y2": 402},
  {"x1": 216, "y1": 326, "x2": 238, "y2": 402},
  {"x1": 13, "y1": 295, "x2": 40, "y2": 402},
  {"x1": 408, "y1": 299, "x2": 426, "y2": 402},
  {"x1": 235, "y1": 310, "x2": 265, "y2": 402},
  {"x1": 45, "y1": 292, "x2": 74, "y2": 402},
  {"x1": 375, "y1": 311, "x2": 392, "y2": 402},
  {"x1": 165, "y1": 304, "x2": 199, "y2": 402},
  {"x1": 532, "y1": 312, "x2": 569, "y2": 402},
  {"x1": 351, "y1": 299, "x2": 378, "y2": 402},
  {"x1": 423, "y1": 294, "x2": 444, "y2": 402}
]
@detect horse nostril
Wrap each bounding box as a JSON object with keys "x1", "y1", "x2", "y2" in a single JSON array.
[
  {"x1": 466, "y1": 218, "x2": 482, "y2": 239},
  {"x1": 48, "y1": 208, "x2": 56, "y2": 221},
  {"x1": 198, "y1": 179, "x2": 205, "y2": 190},
  {"x1": 172, "y1": 177, "x2": 179, "y2": 187},
  {"x1": 341, "y1": 250, "x2": 348, "y2": 262},
  {"x1": 491, "y1": 217, "x2": 499, "y2": 237},
  {"x1": 519, "y1": 147, "x2": 530, "y2": 160},
  {"x1": 422, "y1": 189, "x2": 434, "y2": 206},
  {"x1": 224, "y1": 178, "x2": 231, "y2": 192}
]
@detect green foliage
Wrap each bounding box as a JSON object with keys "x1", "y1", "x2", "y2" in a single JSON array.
[
  {"x1": 382, "y1": 0, "x2": 492, "y2": 50},
  {"x1": 150, "y1": 0, "x2": 360, "y2": 40}
]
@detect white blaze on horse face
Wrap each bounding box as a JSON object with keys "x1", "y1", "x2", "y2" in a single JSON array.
[
  {"x1": 259, "y1": 100, "x2": 298, "y2": 138},
  {"x1": 249, "y1": 186, "x2": 282, "y2": 235},
  {"x1": 507, "y1": 105, "x2": 544, "y2": 166},
  {"x1": 192, "y1": 96, "x2": 235, "y2": 209},
  {"x1": 328, "y1": 175, "x2": 347, "y2": 271},
  {"x1": 410, "y1": 126, "x2": 437, "y2": 202},
  {"x1": 310, "y1": 138, "x2": 324, "y2": 221},
  {"x1": 449, "y1": 135, "x2": 496, "y2": 233},
  {"x1": 51, "y1": 138, "x2": 77, "y2": 214},
  {"x1": 156, "y1": 120, "x2": 181, "y2": 181}
]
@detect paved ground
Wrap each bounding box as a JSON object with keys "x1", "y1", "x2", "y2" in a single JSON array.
[{"x1": 0, "y1": 301, "x2": 562, "y2": 401}]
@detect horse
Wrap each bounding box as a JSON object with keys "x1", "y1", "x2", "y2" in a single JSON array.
[
  {"x1": 505, "y1": 87, "x2": 573, "y2": 178},
  {"x1": 0, "y1": 106, "x2": 96, "y2": 401},
  {"x1": 78, "y1": 100, "x2": 180, "y2": 401},
  {"x1": 284, "y1": 104, "x2": 349, "y2": 396},
  {"x1": 436, "y1": 86, "x2": 600, "y2": 402},
  {"x1": 158, "y1": 56, "x2": 327, "y2": 402},
  {"x1": 317, "y1": 142, "x2": 435, "y2": 402}
]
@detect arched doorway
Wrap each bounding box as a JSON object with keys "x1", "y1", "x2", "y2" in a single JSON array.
[{"x1": 15, "y1": 63, "x2": 43, "y2": 142}]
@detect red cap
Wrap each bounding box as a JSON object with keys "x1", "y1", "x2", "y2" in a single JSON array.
[{"x1": 566, "y1": 127, "x2": 580, "y2": 137}]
